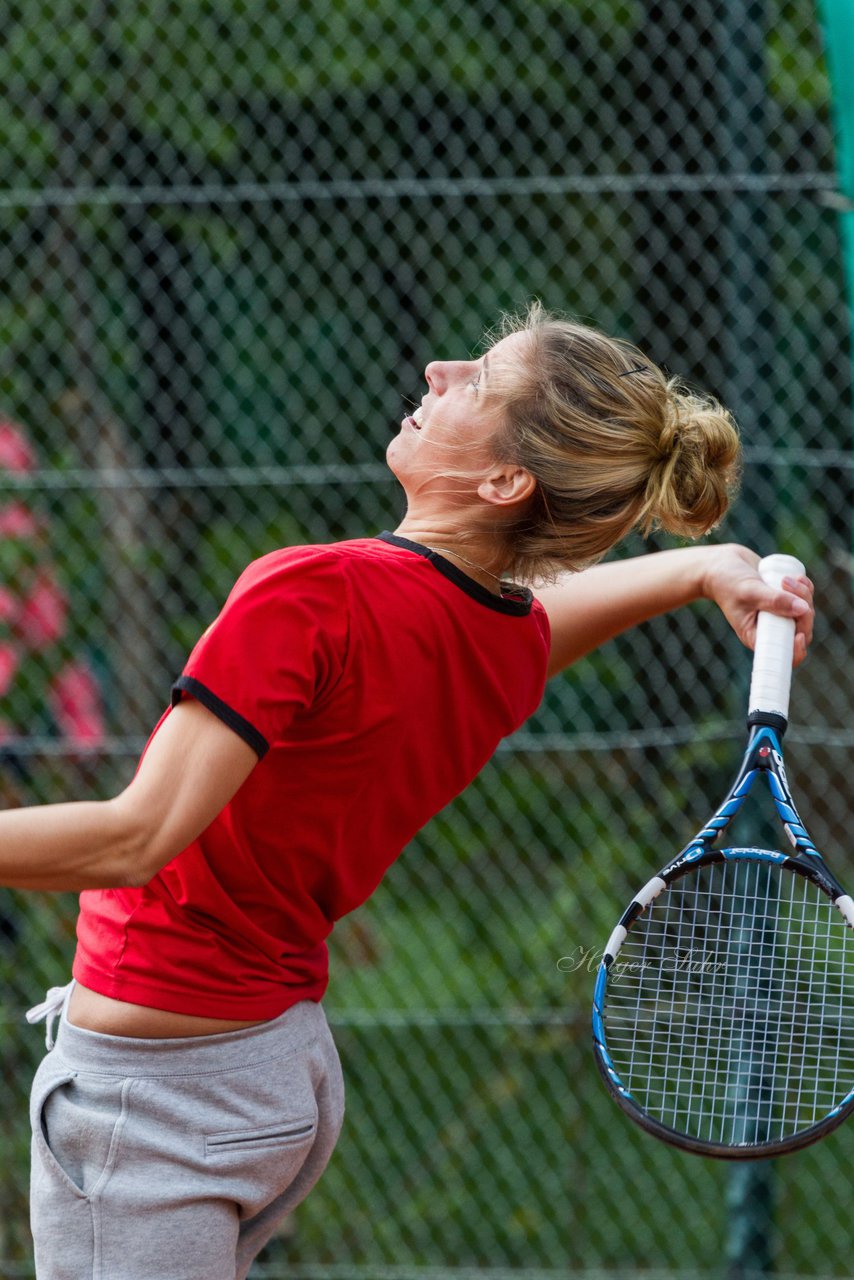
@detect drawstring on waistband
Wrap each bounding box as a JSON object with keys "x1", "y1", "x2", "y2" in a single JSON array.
[{"x1": 26, "y1": 982, "x2": 74, "y2": 1050}]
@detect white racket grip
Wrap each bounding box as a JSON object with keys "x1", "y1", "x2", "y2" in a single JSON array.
[{"x1": 748, "y1": 553, "x2": 806, "y2": 722}]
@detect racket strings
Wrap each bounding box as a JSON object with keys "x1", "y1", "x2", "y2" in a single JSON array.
[{"x1": 603, "y1": 861, "x2": 854, "y2": 1144}]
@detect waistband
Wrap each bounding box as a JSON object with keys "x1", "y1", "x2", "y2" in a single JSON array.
[{"x1": 40, "y1": 991, "x2": 329, "y2": 1077}]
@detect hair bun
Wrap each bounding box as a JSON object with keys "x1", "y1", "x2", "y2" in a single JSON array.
[
  {"x1": 657, "y1": 399, "x2": 682, "y2": 456},
  {"x1": 487, "y1": 306, "x2": 743, "y2": 578},
  {"x1": 642, "y1": 381, "x2": 741, "y2": 539}
]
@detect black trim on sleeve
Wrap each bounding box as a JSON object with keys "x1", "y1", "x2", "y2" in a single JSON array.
[{"x1": 171, "y1": 675, "x2": 270, "y2": 759}]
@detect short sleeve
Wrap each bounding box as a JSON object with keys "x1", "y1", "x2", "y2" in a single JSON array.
[{"x1": 171, "y1": 548, "x2": 349, "y2": 757}]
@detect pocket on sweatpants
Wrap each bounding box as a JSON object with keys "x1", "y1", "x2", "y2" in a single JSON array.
[
  {"x1": 204, "y1": 1115, "x2": 316, "y2": 1158},
  {"x1": 31, "y1": 1067, "x2": 132, "y2": 1198}
]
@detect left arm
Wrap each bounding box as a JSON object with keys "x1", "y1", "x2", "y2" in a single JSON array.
[
  {"x1": 538, "y1": 543, "x2": 814, "y2": 678},
  {"x1": 0, "y1": 699, "x2": 259, "y2": 892}
]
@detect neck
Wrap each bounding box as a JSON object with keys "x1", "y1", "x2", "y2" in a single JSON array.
[{"x1": 393, "y1": 520, "x2": 508, "y2": 594}]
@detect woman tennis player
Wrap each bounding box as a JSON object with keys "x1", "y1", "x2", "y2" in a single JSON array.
[{"x1": 10, "y1": 305, "x2": 812, "y2": 1279}]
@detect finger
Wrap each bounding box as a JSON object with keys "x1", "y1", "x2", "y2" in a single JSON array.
[
  {"x1": 782, "y1": 575, "x2": 814, "y2": 599},
  {"x1": 781, "y1": 579, "x2": 815, "y2": 647},
  {"x1": 796, "y1": 611, "x2": 814, "y2": 648},
  {"x1": 793, "y1": 631, "x2": 809, "y2": 667},
  {"x1": 765, "y1": 588, "x2": 810, "y2": 619},
  {"x1": 742, "y1": 619, "x2": 758, "y2": 651}
]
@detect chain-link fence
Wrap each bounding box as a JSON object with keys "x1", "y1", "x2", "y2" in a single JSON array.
[{"x1": 0, "y1": 1, "x2": 852, "y2": 1276}]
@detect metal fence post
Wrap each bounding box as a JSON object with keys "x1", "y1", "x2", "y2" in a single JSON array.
[
  {"x1": 817, "y1": 0, "x2": 854, "y2": 570},
  {"x1": 716, "y1": 2, "x2": 778, "y2": 1276}
]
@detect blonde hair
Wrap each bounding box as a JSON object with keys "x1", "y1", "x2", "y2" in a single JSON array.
[{"x1": 490, "y1": 304, "x2": 741, "y2": 580}]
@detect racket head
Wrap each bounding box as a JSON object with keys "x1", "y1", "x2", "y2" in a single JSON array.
[{"x1": 592, "y1": 845, "x2": 854, "y2": 1159}]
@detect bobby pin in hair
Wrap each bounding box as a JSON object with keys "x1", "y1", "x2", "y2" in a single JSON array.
[{"x1": 617, "y1": 364, "x2": 649, "y2": 378}]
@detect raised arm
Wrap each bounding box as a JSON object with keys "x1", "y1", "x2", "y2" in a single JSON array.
[
  {"x1": 0, "y1": 699, "x2": 258, "y2": 891},
  {"x1": 539, "y1": 542, "x2": 814, "y2": 678}
]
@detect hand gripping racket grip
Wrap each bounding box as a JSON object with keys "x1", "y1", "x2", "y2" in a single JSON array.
[{"x1": 747, "y1": 553, "x2": 805, "y2": 725}]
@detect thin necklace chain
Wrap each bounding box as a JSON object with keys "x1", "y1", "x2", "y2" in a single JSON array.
[{"x1": 426, "y1": 545, "x2": 507, "y2": 587}]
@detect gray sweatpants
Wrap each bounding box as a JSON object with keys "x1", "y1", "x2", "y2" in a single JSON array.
[{"x1": 29, "y1": 997, "x2": 345, "y2": 1280}]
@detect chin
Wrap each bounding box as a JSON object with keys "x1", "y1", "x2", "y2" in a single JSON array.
[{"x1": 385, "y1": 439, "x2": 405, "y2": 482}]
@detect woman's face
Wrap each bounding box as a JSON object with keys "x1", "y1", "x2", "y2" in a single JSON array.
[{"x1": 386, "y1": 331, "x2": 527, "y2": 503}]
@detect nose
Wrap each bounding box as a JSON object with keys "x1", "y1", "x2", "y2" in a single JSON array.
[
  {"x1": 425, "y1": 360, "x2": 469, "y2": 394},
  {"x1": 424, "y1": 360, "x2": 448, "y2": 394}
]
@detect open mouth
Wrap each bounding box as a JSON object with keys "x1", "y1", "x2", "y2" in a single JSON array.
[{"x1": 403, "y1": 406, "x2": 423, "y2": 430}]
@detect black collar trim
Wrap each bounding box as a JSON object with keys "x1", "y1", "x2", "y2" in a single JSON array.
[{"x1": 376, "y1": 532, "x2": 533, "y2": 616}]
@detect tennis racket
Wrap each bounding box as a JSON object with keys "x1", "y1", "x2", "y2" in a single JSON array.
[{"x1": 592, "y1": 553, "x2": 854, "y2": 1158}]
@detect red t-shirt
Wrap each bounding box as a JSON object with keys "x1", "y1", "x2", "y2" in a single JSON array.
[{"x1": 73, "y1": 534, "x2": 551, "y2": 1018}]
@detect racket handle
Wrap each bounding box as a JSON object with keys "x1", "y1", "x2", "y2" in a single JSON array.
[{"x1": 748, "y1": 553, "x2": 806, "y2": 724}]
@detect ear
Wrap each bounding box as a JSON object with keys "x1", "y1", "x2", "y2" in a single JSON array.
[{"x1": 477, "y1": 464, "x2": 537, "y2": 508}]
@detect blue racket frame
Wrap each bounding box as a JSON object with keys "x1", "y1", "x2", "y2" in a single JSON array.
[{"x1": 591, "y1": 722, "x2": 854, "y2": 1158}]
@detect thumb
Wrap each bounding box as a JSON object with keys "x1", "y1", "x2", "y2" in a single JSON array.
[{"x1": 762, "y1": 587, "x2": 809, "y2": 619}]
